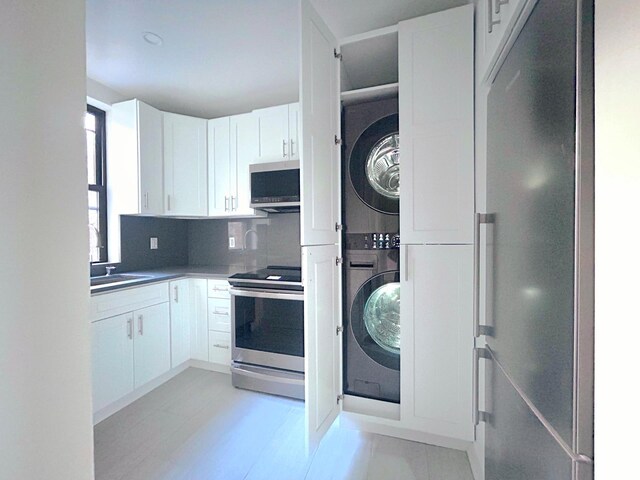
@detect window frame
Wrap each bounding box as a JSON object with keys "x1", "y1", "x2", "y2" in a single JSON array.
[{"x1": 87, "y1": 104, "x2": 108, "y2": 263}]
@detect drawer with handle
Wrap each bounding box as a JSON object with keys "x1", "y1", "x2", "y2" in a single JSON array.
[
  {"x1": 208, "y1": 297, "x2": 231, "y2": 332},
  {"x1": 207, "y1": 279, "x2": 230, "y2": 299},
  {"x1": 208, "y1": 331, "x2": 231, "y2": 365}
]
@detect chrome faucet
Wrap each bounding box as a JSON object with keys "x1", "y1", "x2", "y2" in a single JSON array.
[{"x1": 105, "y1": 266, "x2": 116, "y2": 276}]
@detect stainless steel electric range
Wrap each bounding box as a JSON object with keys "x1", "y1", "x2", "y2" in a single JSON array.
[{"x1": 228, "y1": 266, "x2": 304, "y2": 400}]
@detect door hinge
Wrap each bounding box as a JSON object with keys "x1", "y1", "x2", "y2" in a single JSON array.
[
  {"x1": 337, "y1": 394, "x2": 344, "y2": 404},
  {"x1": 335, "y1": 257, "x2": 343, "y2": 266},
  {"x1": 334, "y1": 135, "x2": 342, "y2": 145},
  {"x1": 333, "y1": 48, "x2": 342, "y2": 60},
  {"x1": 336, "y1": 325, "x2": 344, "y2": 335},
  {"x1": 335, "y1": 222, "x2": 344, "y2": 232}
]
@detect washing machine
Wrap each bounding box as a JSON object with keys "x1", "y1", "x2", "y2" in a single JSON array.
[{"x1": 342, "y1": 97, "x2": 400, "y2": 403}]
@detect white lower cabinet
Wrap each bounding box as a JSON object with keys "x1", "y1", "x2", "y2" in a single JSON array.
[
  {"x1": 170, "y1": 279, "x2": 192, "y2": 367},
  {"x1": 91, "y1": 313, "x2": 135, "y2": 413},
  {"x1": 91, "y1": 300, "x2": 171, "y2": 414},
  {"x1": 400, "y1": 244, "x2": 474, "y2": 441},
  {"x1": 208, "y1": 331, "x2": 231, "y2": 365},
  {"x1": 190, "y1": 279, "x2": 209, "y2": 362},
  {"x1": 208, "y1": 298, "x2": 230, "y2": 332},
  {"x1": 133, "y1": 302, "x2": 171, "y2": 388}
]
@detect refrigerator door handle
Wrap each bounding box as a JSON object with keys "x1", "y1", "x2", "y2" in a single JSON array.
[
  {"x1": 474, "y1": 212, "x2": 495, "y2": 337},
  {"x1": 473, "y1": 346, "x2": 491, "y2": 427}
]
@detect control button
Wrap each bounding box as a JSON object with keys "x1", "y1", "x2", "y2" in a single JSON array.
[
  {"x1": 372, "y1": 243, "x2": 377, "y2": 249},
  {"x1": 385, "y1": 233, "x2": 390, "y2": 240}
]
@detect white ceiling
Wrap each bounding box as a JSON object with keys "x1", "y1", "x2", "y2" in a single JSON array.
[{"x1": 86, "y1": 0, "x2": 469, "y2": 118}]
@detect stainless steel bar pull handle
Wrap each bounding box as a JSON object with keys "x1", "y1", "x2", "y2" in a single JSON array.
[
  {"x1": 138, "y1": 315, "x2": 143, "y2": 335},
  {"x1": 290, "y1": 139, "x2": 295, "y2": 157},
  {"x1": 225, "y1": 195, "x2": 229, "y2": 212},
  {"x1": 488, "y1": 0, "x2": 501, "y2": 33},
  {"x1": 167, "y1": 194, "x2": 171, "y2": 211},
  {"x1": 231, "y1": 196, "x2": 236, "y2": 211},
  {"x1": 473, "y1": 347, "x2": 491, "y2": 426},
  {"x1": 495, "y1": 0, "x2": 509, "y2": 14},
  {"x1": 174, "y1": 285, "x2": 179, "y2": 303},
  {"x1": 474, "y1": 213, "x2": 495, "y2": 337},
  {"x1": 282, "y1": 139, "x2": 287, "y2": 158},
  {"x1": 127, "y1": 317, "x2": 133, "y2": 339}
]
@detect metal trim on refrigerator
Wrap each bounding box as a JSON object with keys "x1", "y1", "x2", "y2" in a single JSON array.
[{"x1": 572, "y1": 0, "x2": 595, "y2": 470}]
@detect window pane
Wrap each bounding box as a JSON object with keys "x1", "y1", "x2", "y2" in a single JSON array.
[
  {"x1": 86, "y1": 130, "x2": 96, "y2": 184},
  {"x1": 84, "y1": 112, "x2": 96, "y2": 131},
  {"x1": 88, "y1": 191, "x2": 101, "y2": 262}
]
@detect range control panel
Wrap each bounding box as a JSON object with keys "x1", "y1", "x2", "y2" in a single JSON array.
[{"x1": 346, "y1": 233, "x2": 400, "y2": 250}]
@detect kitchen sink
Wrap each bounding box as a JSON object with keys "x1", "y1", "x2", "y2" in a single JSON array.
[{"x1": 90, "y1": 274, "x2": 152, "y2": 287}]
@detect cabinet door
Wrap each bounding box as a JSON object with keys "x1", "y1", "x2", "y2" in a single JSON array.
[
  {"x1": 300, "y1": 0, "x2": 340, "y2": 246},
  {"x1": 134, "y1": 302, "x2": 171, "y2": 388},
  {"x1": 137, "y1": 101, "x2": 164, "y2": 215},
  {"x1": 399, "y1": 5, "x2": 474, "y2": 245},
  {"x1": 207, "y1": 117, "x2": 232, "y2": 216},
  {"x1": 190, "y1": 279, "x2": 209, "y2": 362},
  {"x1": 302, "y1": 244, "x2": 341, "y2": 445},
  {"x1": 169, "y1": 279, "x2": 191, "y2": 368},
  {"x1": 255, "y1": 104, "x2": 290, "y2": 162},
  {"x1": 208, "y1": 331, "x2": 231, "y2": 366},
  {"x1": 401, "y1": 245, "x2": 474, "y2": 441},
  {"x1": 230, "y1": 112, "x2": 258, "y2": 215},
  {"x1": 288, "y1": 102, "x2": 300, "y2": 160},
  {"x1": 91, "y1": 313, "x2": 134, "y2": 413},
  {"x1": 163, "y1": 112, "x2": 208, "y2": 216}
]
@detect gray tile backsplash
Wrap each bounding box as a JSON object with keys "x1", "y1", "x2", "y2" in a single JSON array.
[
  {"x1": 188, "y1": 213, "x2": 301, "y2": 269},
  {"x1": 98, "y1": 213, "x2": 301, "y2": 275}
]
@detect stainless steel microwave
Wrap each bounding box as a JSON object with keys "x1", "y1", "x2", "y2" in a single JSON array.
[{"x1": 249, "y1": 160, "x2": 300, "y2": 213}]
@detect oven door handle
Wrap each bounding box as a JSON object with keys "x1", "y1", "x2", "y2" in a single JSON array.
[{"x1": 229, "y1": 287, "x2": 304, "y2": 301}]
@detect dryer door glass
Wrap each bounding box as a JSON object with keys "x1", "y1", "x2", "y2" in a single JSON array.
[
  {"x1": 363, "y1": 282, "x2": 400, "y2": 353},
  {"x1": 366, "y1": 134, "x2": 400, "y2": 199}
]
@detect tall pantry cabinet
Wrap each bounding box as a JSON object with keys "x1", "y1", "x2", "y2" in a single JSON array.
[{"x1": 300, "y1": 0, "x2": 475, "y2": 448}]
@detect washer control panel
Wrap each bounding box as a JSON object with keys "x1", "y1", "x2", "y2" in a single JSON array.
[{"x1": 346, "y1": 233, "x2": 400, "y2": 250}]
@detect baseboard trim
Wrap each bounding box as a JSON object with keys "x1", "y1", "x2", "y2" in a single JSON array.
[
  {"x1": 467, "y1": 441, "x2": 484, "y2": 480},
  {"x1": 189, "y1": 359, "x2": 231, "y2": 374}
]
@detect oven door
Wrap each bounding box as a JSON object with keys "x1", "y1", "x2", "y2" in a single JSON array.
[{"x1": 230, "y1": 287, "x2": 304, "y2": 373}]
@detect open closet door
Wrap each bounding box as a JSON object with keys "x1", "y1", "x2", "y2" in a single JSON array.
[
  {"x1": 302, "y1": 245, "x2": 341, "y2": 447},
  {"x1": 299, "y1": 0, "x2": 340, "y2": 247}
]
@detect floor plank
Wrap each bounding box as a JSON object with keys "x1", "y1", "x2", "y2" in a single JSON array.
[{"x1": 93, "y1": 368, "x2": 474, "y2": 480}]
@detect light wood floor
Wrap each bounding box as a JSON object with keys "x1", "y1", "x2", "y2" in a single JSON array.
[{"x1": 94, "y1": 368, "x2": 474, "y2": 480}]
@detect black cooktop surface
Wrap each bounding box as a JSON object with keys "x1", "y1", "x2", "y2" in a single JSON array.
[{"x1": 229, "y1": 266, "x2": 302, "y2": 283}]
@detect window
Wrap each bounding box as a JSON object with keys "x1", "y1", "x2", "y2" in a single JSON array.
[{"x1": 86, "y1": 105, "x2": 108, "y2": 263}]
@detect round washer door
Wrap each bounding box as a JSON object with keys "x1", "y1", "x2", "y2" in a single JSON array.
[
  {"x1": 350, "y1": 271, "x2": 400, "y2": 370},
  {"x1": 349, "y1": 114, "x2": 399, "y2": 215}
]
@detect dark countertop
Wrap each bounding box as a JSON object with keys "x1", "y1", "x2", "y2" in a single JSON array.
[{"x1": 90, "y1": 265, "x2": 249, "y2": 295}]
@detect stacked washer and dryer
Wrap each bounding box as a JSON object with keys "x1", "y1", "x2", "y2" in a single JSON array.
[{"x1": 342, "y1": 97, "x2": 401, "y2": 404}]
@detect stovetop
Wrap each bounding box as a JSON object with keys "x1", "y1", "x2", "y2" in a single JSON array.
[{"x1": 229, "y1": 266, "x2": 302, "y2": 286}]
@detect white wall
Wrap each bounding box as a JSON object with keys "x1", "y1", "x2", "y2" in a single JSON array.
[
  {"x1": 87, "y1": 77, "x2": 128, "y2": 106},
  {"x1": 0, "y1": 1, "x2": 95, "y2": 479},
  {"x1": 595, "y1": 1, "x2": 640, "y2": 477}
]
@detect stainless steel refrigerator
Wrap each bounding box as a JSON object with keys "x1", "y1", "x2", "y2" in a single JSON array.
[{"x1": 477, "y1": 0, "x2": 594, "y2": 478}]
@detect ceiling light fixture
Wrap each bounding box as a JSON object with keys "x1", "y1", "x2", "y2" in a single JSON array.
[{"x1": 142, "y1": 31, "x2": 163, "y2": 46}]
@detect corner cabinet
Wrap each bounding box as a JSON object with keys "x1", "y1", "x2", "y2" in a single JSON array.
[
  {"x1": 399, "y1": 5, "x2": 475, "y2": 245},
  {"x1": 163, "y1": 112, "x2": 208, "y2": 216}
]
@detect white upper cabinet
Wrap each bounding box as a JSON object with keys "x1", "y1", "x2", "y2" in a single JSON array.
[
  {"x1": 137, "y1": 102, "x2": 165, "y2": 215},
  {"x1": 207, "y1": 117, "x2": 233, "y2": 216},
  {"x1": 288, "y1": 102, "x2": 300, "y2": 160},
  {"x1": 300, "y1": 0, "x2": 340, "y2": 247},
  {"x1": 401, "y1": 244, "x2": 474, "y2": 441},
  {"x1": 255, "y1": 104, "x2": 291, "y2": 162},
  {"x1": 230, "y1": 112, "x2": 259, "y2": 215},
  {"x1": 163, "y1": 112, "x2": 208, "y2": 216},
  {"x1": 399, "y1": 5, "x2": 474, "y2": 245},
  {"x1": 254, "y1": 103, "x2": 301, "y2": 162}
]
